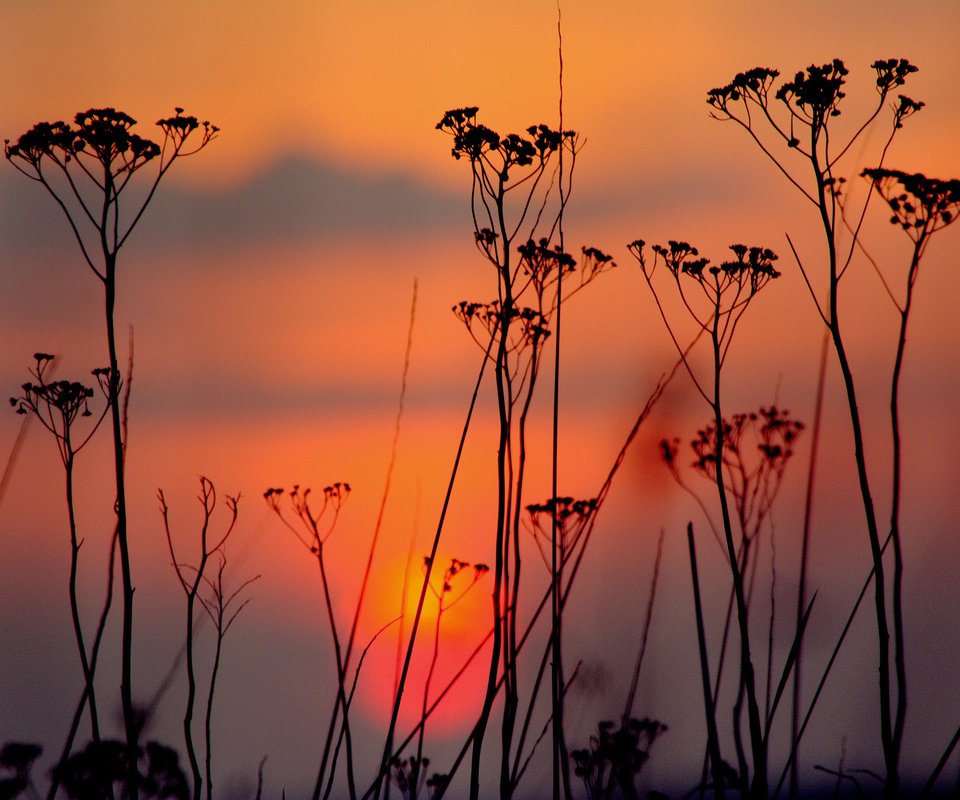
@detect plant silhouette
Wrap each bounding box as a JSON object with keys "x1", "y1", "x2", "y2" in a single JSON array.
[
  {"x1": 10, "y1": 355, "x2": 113, "y2": 770},
  {"x1": 160, "y1": 478, "x2": 257, "y2": 800},
  {"x1": 6, "y1": 107, "x2": 216, "y2": 800},
  {"x1": 630, "y1": 239, "x2": 781, "y2": 799},
  {"x1": 707, "y1": 57, "x2": 959, "y2": 798}
]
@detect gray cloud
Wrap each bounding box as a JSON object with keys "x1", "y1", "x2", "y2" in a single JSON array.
[
  {"x1": 1, "y1": 147, "x2": 761, "y2": 261},
  {"x1": 0, "y1": 153, "x2": 468, "y2": 255}
]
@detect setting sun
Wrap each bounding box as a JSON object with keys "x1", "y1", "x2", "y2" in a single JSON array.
[{"x1": 357, "y1": 553, "x2": 492, "y2": 736}]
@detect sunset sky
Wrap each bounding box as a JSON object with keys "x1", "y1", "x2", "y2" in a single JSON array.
[{"x1": 2, "y1": 2, "x2": 960, "y2": 797}]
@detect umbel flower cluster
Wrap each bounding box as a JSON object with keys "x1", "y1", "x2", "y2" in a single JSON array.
[
  {"x1": 436, "y1": 106, "x2": 572, "y2": 166},
  {"x1": 706, "y1": 58, "x2": 920, "y2": 123},
  {"x1": 632, "y1": 241, "x2": 779, "y2": 288},
  {"x1": 864, "y1": 168, "x2": 960, "y2": 239},
  {"x1": 688, "y1": 406, "x2": 804, "y2": 480},
  {"x1": 5, "y1": 107, "x2": 217, "y2": 173},
  {"x1": 9, "y1": 353, "x2": 114, "y2": 461}
]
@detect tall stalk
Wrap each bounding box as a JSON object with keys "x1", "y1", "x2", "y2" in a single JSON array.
[
  {"x1": 160, "y1": 478, "x2": 251, "y2": 800},
  {"x1": 412, "y1": 559, "x2": 488, "y2": 799},
  {"x1": 11, "y1": 355, "x2": 113, "y2": 745},
  {"x1": 436, "y1": 107, "x2": 590, "y2": 799},
  {"x1": 790, "y1": 330, "x2": 828, "y2": 800},
  {"x1": 709, "y1": 293, "x2": 767, "y2": 800},
  {"x1": 706, "y1": 59, "x2": 931, "y2": 796},
  {"x1": 864, "y1": 167, "x2": 960, "y2": 782},
  {"x1": 630, "y1": 239, "x2": 780, "y2": 797},
  {"x1": 6, "y1": 108, "x2": 216, "y2": 798},
  {"x1": 265, "y1": 483, "x2": 356, "y2": 800},
  {"x1": 551, "y1": 10, "x2": 571, "y2": 799},
  {"x1": 688, "y1": 523, "x2": 727, "y2": 800}
]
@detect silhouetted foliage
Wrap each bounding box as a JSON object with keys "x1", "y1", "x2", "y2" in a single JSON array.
[
  {"x1": 50, "y1": 740, "x2": 188, "y2": 800},
  {"x1": 6, "y1": 106, "x2": 216, "y2": 800},
  {"x1": 705, "y1": 55, "x2": 960, "y2": 799},
  {"x1": 10, "y1": 354, "x2": 113, "y2": 461},
  {"x1": 0, "y1": 743, "x2": 42, "y2": 800},
  {"x1": 863, "y1": 169, "x2": 960, "y2": 239},
  {"x1": 571, "y1": 718, "x2": 667, "y2": 800}
]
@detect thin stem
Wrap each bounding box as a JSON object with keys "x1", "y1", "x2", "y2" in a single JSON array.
[
  {"x1": 711, "y1": 321, "x2": 766, "y2": 800},
  {"x1": 314, "y1": 543, "x2": 357, "y2": 800},
  {"x1": 65, "y1": 452, "x2": 101, "y2": 744},
  {"x1": 104, "y1": 260, "x2": 138, "y2": 800},
  {"x1": 368, "y1": 333, "x2": 493, "y2": 800},
  {"x1": 622, "y1": 528, "x2": 665, "y2": 723},
  {"x1": 814, "y1": 147, "x2": 895, "y2": 794},
  {"x1": 773, "y1": 533, "x2": 893, "y2": 800},
  {"x1": 888, "y1": 243, "x2": 922, "y2": 765},
  {"x1": 790, "y1": 328, "x2": 829, "y2": 800},
  {"x1": 688, "y1": 523, "x2": 726, "y2": 800},
  {"x1": 345, "y1": 281, "x2": 417, "y2": 668},
  {"x1": 551, "y1": 9, "x2": 571, "y2": 797},
  {"x1": 47, "y1": 528, "x2": 118, "y2": 800}
]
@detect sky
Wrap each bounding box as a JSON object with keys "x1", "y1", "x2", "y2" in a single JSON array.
[{"x1": 2, "y1": 2, "x2": 960, "y2": 798}]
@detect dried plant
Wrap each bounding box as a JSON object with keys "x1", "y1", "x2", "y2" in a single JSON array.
[
  {"x1": 264, "y1": 483, "x2": 356, "y2": 799},
  {"x1": 571, "y1": 717, "x2": 667, "y2": 800},
  {"x1": 6, "y1": 108, "x2": 216, "y2": 800},
  {"x1": 394, "y1": 558, "x2": 488, "y2": 800},
  {"x1": 630, "y1": 239, "x2": 781, "y2": 799},
  {"x1": 706, "y1": 57, "x2": 959, "y2": 797},
  {"x1": 160, "y1": 478, "x2": 257, "y2": 800},
  {"x1": 437, "y1": 104, "x2": 616, "y2": 800},
  {"x1": 10, "y1": 354, "x2": 113, "y2": 752},
  {"x1": 662, "y1": 406, "x2": 806, "y2": 796}
]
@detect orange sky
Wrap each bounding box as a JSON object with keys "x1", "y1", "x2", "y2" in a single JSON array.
[
  {"x1": 2, "y1": 2, "x2": 960, "y2": 797},
  {"x1": 6, "y1": 1, "x2": 959, "y2": 187}
]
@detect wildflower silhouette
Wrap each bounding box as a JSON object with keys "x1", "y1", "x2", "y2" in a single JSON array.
[
  {"x1": 453, "y1": 243, "x2": 613, "y2": 403},
  {"x1": 570, "y1": 717, "x2": 667, "y2": 800},
  {"x1": 0, "y1": 742, "x2": 42, "y2": 800},
  {"x1": 438, "y1": 105, "x2": 615, "y2": 800},
  {"x1": 388, "y1": 756, "x2": 451, "y2": 800},
  {"x1": 6, "y1": 107, "x2": 216, "y2": 800},
  {"x1": 630, "y1": 239, "x2": 780, "y2": 800},
  {"x1": 160, "y1": 478, "x2": 257, "y2": 800},
  {"x1": 390, "y1": 756, "x2": 431, "y2": 800},
  {"x1": 526, "y1": 496, "x2": 598, "y2": 571},
  {"x1": 50, "y1": 739, "x2": 189, "y2": 800},
  {"x1": 863, "y1": 169, "x2": 960, "y2": 241},
  {"x1": 399, "y1": 557, "x2": 488, "y2": 800},
  {"x1": 661, "y1": 404, "x2": 803, "y2": 564},
  {"x1": 687, "y1": 406, "x2": 804, "y2": 546},
  {"x1": 521, "y1": 493, "x2": 601, "y2": 795},
  {"x1": 862, "y1": 169, "x2": 960, "y2": 564},
  {"x1": 864, "y1": 167, "x2": 959, "y2": 799},
  {"x1": 10, "y1": 353, "x2": 114, "y2": 752},
  {"x1": 706, "y1": 60, "x2": 920, "y2": 204},
  {"x1": 663, "y1": 405, "x2": 804, "y2": 794},
  {"x1": 4, "y1": 42, "x2": 954, "y2": 800},
  {"x1": 706, "y1": 57, "x2": 943, "y2": 797},
  {"x1": 264, "y1": 483, "x2": 357, "y2": 800},
  {"x1": 452, "y1": 300, "x2": 552, "y2": 388}
]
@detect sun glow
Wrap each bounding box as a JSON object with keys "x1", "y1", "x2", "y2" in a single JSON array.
[{"x1": 355, "y1": 552, "x2": 492, "y2": 735}]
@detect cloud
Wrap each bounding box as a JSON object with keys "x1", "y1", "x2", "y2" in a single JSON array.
[
  {"x1": 0, "y1": 153, "x2": 468, "y2": 255},
  {"x1": 0, "y1": 140, "x2": 772, "y2": 268},
  {"x1": 0, "y1": 145, "x2": 769, "y2": 262}
]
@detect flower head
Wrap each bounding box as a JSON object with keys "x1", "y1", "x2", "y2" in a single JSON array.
[{"x1": 863, "y1": 168, "x2": 960, "y2": 241}]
